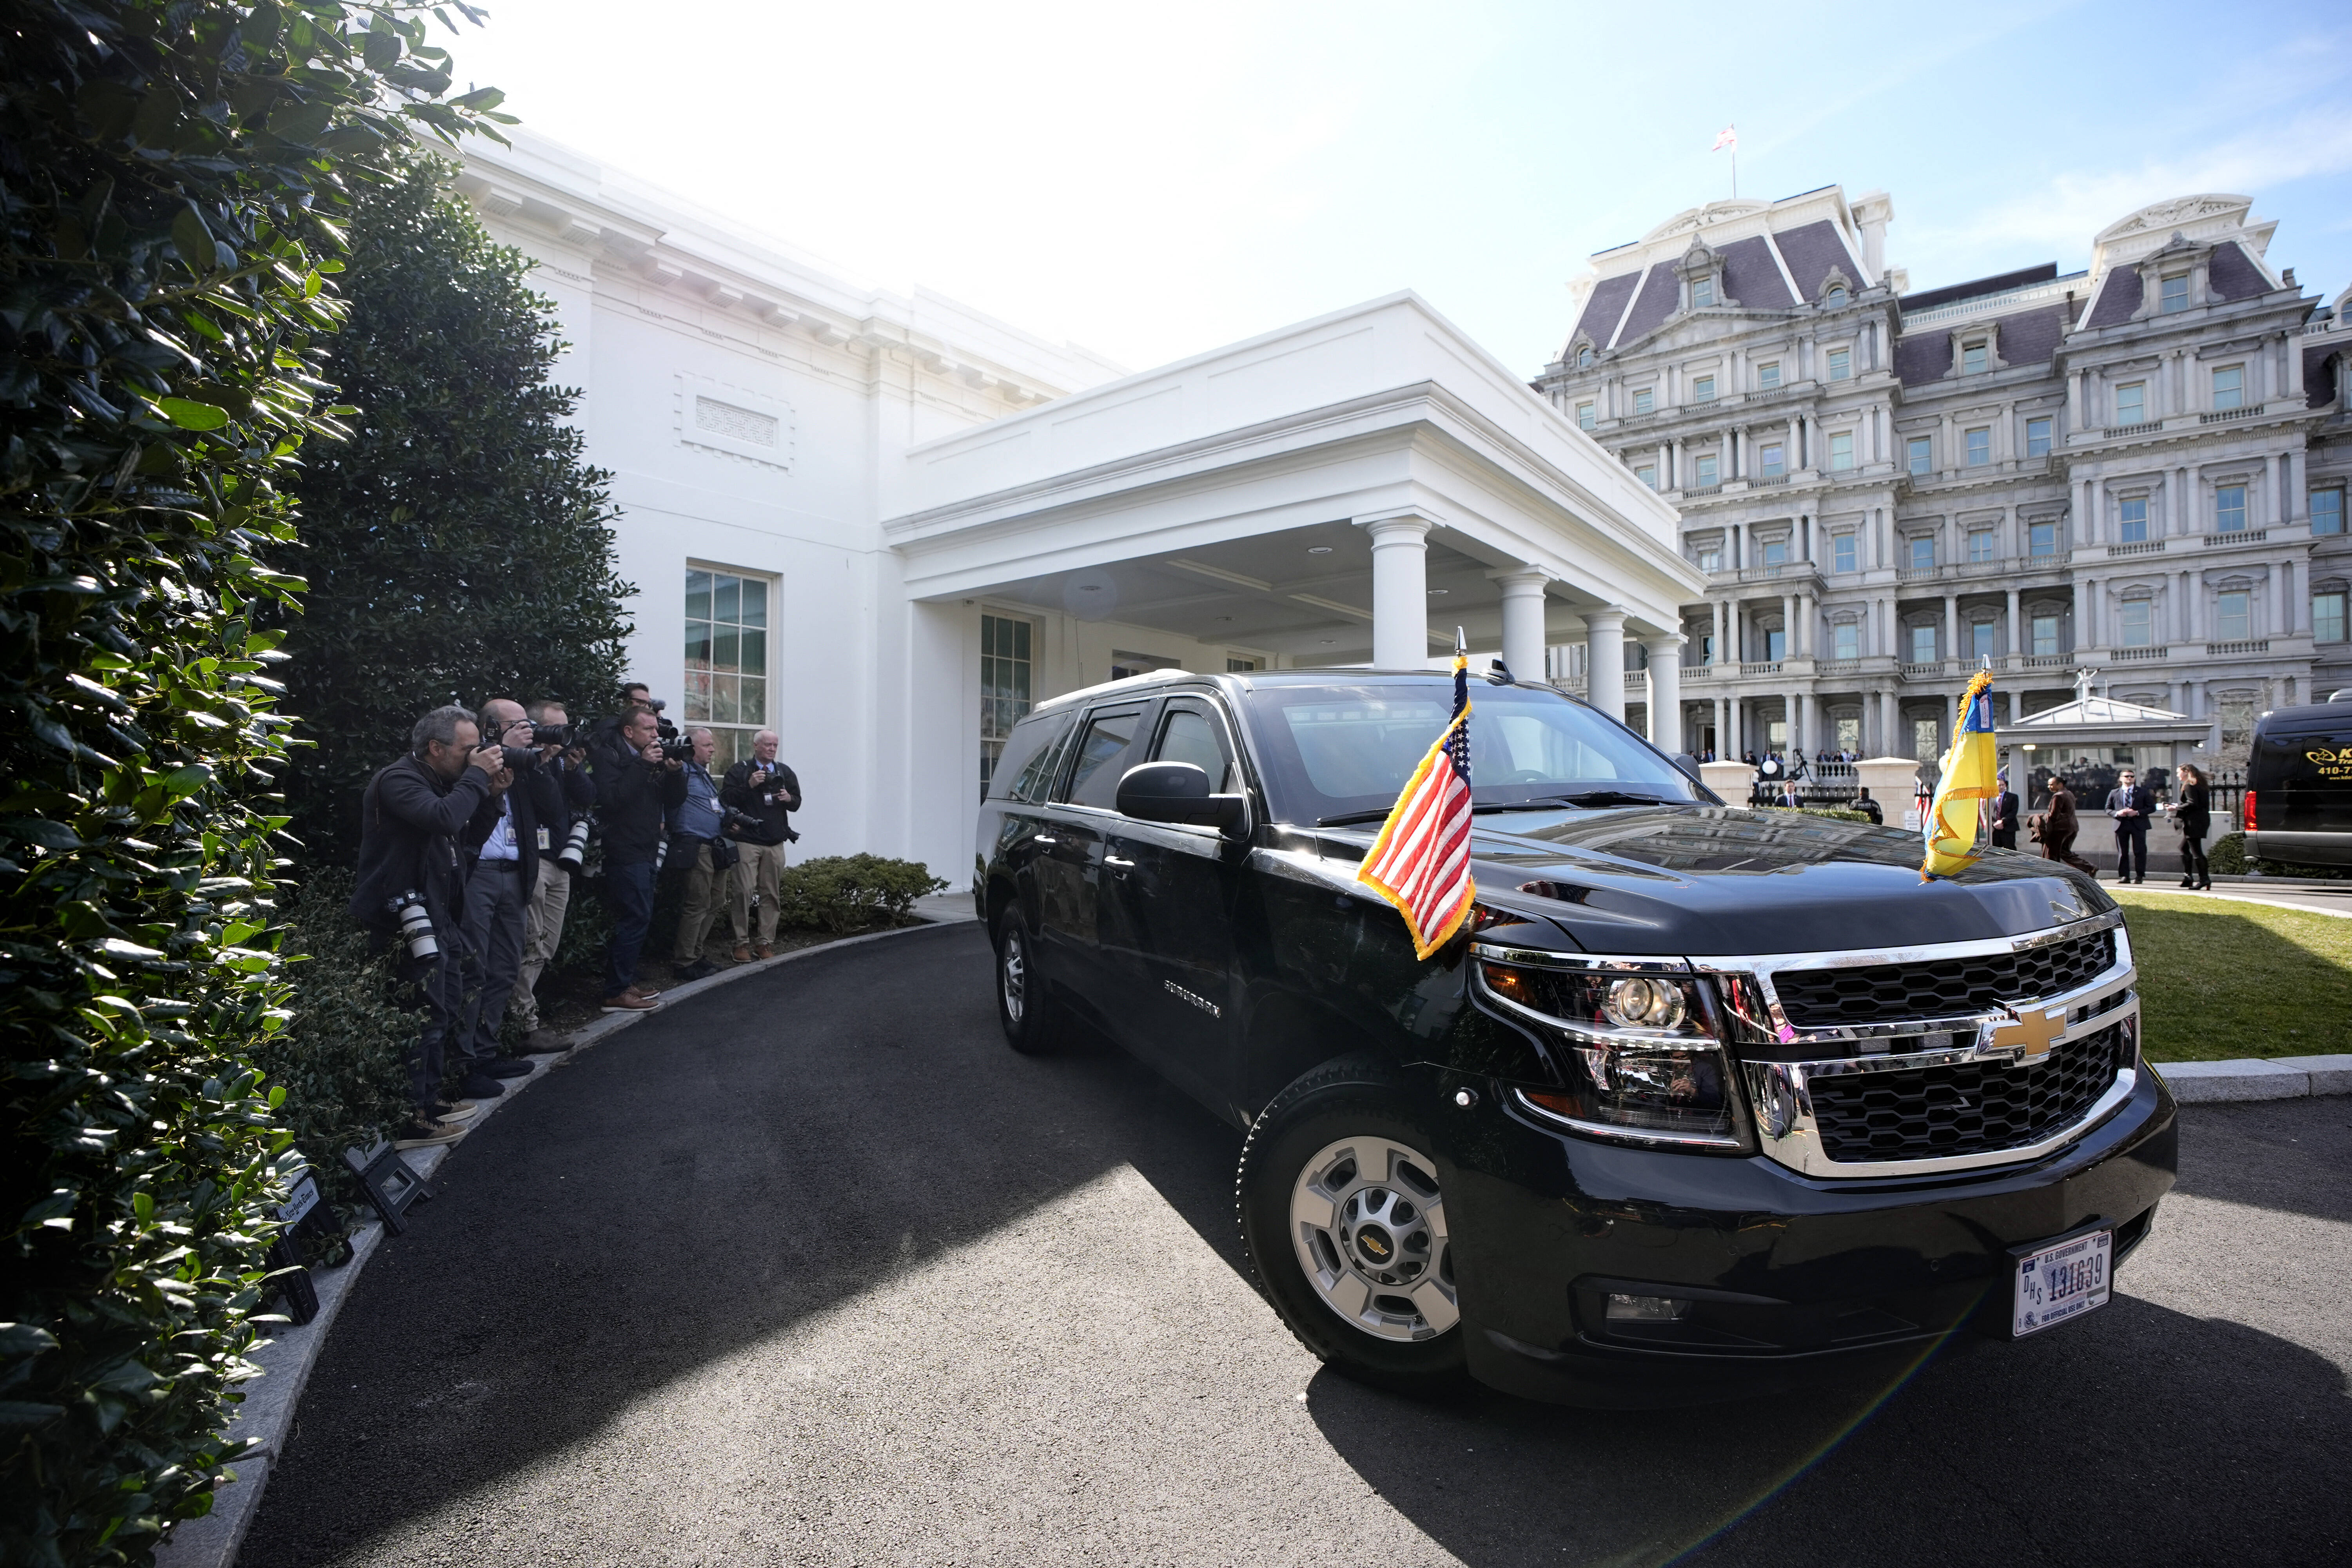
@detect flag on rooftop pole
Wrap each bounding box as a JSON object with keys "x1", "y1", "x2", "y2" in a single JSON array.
[
  {"x1": 1920, "y1": 668, "x2": 2000, "y2": 881},
  {"x1": 1358, "y1": 629, "x2": 1477, "y2": 960},
  {"x1": 1711, "y1": 124, "x2": 1738, "y2": 200}
]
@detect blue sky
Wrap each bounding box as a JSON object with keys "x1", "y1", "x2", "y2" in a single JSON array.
[{"x1": 449, "y1": 0, "x2": 2352, "y2": 378}]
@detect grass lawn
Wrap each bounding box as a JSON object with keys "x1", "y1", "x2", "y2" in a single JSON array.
[{"x1": 2112, "y1": 889, "x2": 2352, "y2": 1061}]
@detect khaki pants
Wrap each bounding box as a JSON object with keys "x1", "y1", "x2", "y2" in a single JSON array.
[
  {"x1": 674, "y1": 839, "x2": 724, "y2": 960},
  {"x1": 733, "y1": 839, "x2": 788, "y2": 946},
  {"x1": 508, "y1": 861, "x2": 572, "y2": 1031}
]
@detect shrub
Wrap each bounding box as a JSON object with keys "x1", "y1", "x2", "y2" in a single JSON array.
[
  {"x1": 275, "y1": 151, "x2": 631, "y2": 862},
  {"x1": 773, "y1": 856, "x2": 949, "y2": 934},
  {"x1": 2207, "y1": 833, "x2": 2246, "y2": 876},
  {"x1": 0, "y1": 5, "x2": 509, "y2": 1561}
]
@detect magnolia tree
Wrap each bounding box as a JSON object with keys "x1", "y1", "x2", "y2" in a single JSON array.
[{"x1": 0, "y1": 4, "x2": 510, "y2": 1561}]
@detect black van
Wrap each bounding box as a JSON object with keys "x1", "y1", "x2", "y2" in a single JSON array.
[{"x1": 2247, "y1": 701, "x2": 2352, "y2": 868}]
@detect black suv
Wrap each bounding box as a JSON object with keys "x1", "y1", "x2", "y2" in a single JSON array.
[
  {"x1": 974, "y1": 670, "x2": 2176, "y2": 1405},
  {"x1": 2246, "y1": 700, "x2": 2352, "y2": 869}
]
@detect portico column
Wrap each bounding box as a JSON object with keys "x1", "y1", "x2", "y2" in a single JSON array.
[
  {"x1": 1943, "y1": 594, "x2": 1959, "y2": 664},
  {"x1": 1362, "y1": 514, "x2": 1432, "y2": 670},
  {"x1": 1780, "y1": 592, "x2": 1795, "y2": 661},
  {"x1": 1644, "y1": 634, "x2": 1685, "y2": 747},
  {"x1": 1584, "y1": 606, "x2": 1628, "y2": 722},
  {"x1": 1713, "y1": 695, "x2": 1727, "y2": 755},
  {"x1": 2005, "y1": 587, "x2": 2022, "y2": 655},
  {"x1": 1491, "y1": 569, "x2": 1550, "y2": 684}
]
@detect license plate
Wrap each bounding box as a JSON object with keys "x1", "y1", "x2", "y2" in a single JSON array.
[{"x1": 2013, "y1": 1227, "x2": 2111, "y2": 1337}]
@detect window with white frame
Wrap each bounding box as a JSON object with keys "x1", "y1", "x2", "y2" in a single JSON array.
[
  {"x1": 1837, "y1": 716, "x2": 1862, "y2": 753},
  {"x1": 1693, "y1": 374, "x2": 1717, "y2": 402},
  {"x1": 1910, "y1": 624, "x2": 1936, "y2": 662},
  {"x1": 1913, "y1": 716, "x2": 1941, "y2": 759},
  {"x1": 1636, "y1": 463, "x2": 1657, "y2": 489},
  {"x1": 1696, "y1": 545, "x2": 1722, "y2": 572},
  {"x1": 1577, "y1": 400, "x2": 1596, "y2": 430},
  {"x1": 2215, "y1": 483, "x2": 2248, "y2": 533},
  {"x1": 2119, "y1": 496, "x2": 2149, "y2": 544},
  {"x1": 1907, "y1": 435, "x2": 1932, "y2": 475},
  {"x1": 2316, "y1": 486, "x2": 2347, "y2": 535},
  {"x1": 2115, "y1": 381, "x2": 2147, "y2": 425},
  {"x1": 1962, "y1": 339, "x2": 1989, "y2": 375},
  {"x1": 1829, "y1": 430, "x2": 1855, "y2": 470},
  {"x1": 1765, "y1": 625, "x2": 1786, "y2": 661},
  {"x1": 2159, "y1": 273, "x2": 2190, "y2": 314},
  {"x1": 1828, "y1": 347, "x2": 1852, "y2": 381},
  {"x1": 2216, "y1": 590, "x2": 2251, "y2": 641},
  {"x1": 1909, "y1": 534, "x2": 1935, "y2": 571},
  {"x1": 1698, "y1": 631, "x2": 1716, "y2": 664},
  {"x1": 1758, "y1": 442, "x2": 1785, "y2": 478},
  {"x1": 2030, "y1": 520, "x2": 2058, "y2": 557},
  {"x1": 1825, "y1": 285, "x2": 1849, "y2": 308},
  {"x1": 2211, "y1": 364, "x2": 2244, "y2": 410},
  {"x1": 1577, "y1": 345, "x2": 1595, "y2": 369},
  {"x1": 1694, "y1": 453, "x2": 1719, "y2": 487},
  {"x1": 1692, "y1": 277, "x2": 1715, "y2": 309},
  {"x1": 1968, "y1": 528, "x2": 1995, "y2": 562},
  {"x1": 684, "y1": 566, "x2": 773, "y2": 769},
  {"x1": 2315, "y1": 591, "x2": 2348, "y2": 643},
  {"x1": 2032, "y1": 614, "x2": 2060, "y2": 656},
  {"x1": 978, "y1": 612, "x2": 1034, "y2": 797},
  {"x1": 1834, "y1": 621, "x2": 1860, "y2": 659},
  {"x1": 1632, "y1": 387, "x2": 1655, "y2": 415},
  {"x1": 1833, "y1": 532, "x2": 1857, "y2": 573},
  {"x1": 1762, "y1": 537, "x2": 1788, "y2": 566},
  {"x1": 2119, "y1": 599, "x2": 2153, "y2": 648},
  {"x1": 2025, "y1": 416, "x2": 2053, "y2": 457},
  {"x1": 1964, "y1": 426, "x2": 1991, "y2": 466},
  {"x1": 1757, "y1": 360, "x2": 1782, "y2": 389},
  {"x1": 1971, "y1": 620, "x2": 1996, "y2": 660}
]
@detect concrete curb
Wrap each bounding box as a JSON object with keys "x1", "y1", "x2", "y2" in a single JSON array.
[
  {"x1": 154, "y1": 915, "x2": 962, "y2": 1568},
  {"x1": 2149, "y1": 1055, "x2": 2352, "y2": 1103}
]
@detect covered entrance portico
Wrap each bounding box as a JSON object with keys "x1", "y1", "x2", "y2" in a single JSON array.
[{"x1": 878, "y1": 294, "x2": 1706, "y2": 880}]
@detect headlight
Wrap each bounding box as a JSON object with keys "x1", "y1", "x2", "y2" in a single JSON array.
[{"x1": 1474, "y1": 953, "x2": 1745, "y2": 1150}]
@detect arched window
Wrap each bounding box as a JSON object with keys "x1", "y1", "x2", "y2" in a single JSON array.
[
  {"x1": 1824, "y1": 285, "x2": 1849, "y2": 308},
  {"x1": 1577, "y1": 345, "x2": 1594, "y2": 369}
]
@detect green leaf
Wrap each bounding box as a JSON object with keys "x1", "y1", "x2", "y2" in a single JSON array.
[
  {"x1": 172, "y1": 205, "x2": 216, "y2": 272},
  {"x1": 157, "y1": 398, "x2": 231, "y2": 431}
]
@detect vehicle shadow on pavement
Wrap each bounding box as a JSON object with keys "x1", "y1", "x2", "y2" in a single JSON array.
[{"x1": 2165, "y1": 1096, "x2": 2352, "y2": 1225}]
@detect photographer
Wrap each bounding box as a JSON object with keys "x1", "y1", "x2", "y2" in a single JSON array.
[
  {"x1": 721, "y1": 728, "x2": 802, "y2": 961},
  {"x1": 348, "y1": 704, "x2": 499, "y2": 1148},
  {"x1": 667, "y1": 727, "x2": 730, "y2": 980},
  {"x1": 508, "y1": 699, "x2": 594, "y2": 1049},
  {"x1": 592, "y1": 705, "x2": 687, "y2": 1012}
]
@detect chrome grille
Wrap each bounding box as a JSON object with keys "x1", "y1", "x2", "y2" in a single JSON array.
[
  {"x1": 1806, "y1": 1023, "x2": 2124, "y2": 1164},
  {"x1": 1772, "y1": 929, "x2": 2117, "y2": 1028}
]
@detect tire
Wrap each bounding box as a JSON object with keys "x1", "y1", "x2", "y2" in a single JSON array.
[
  {"x1": 1236, "y1": 1056, "x2": 1466, "y2": 1394},
  {"x1": 992, "y1": 906, "x2": 1062, "y2": 1055}
]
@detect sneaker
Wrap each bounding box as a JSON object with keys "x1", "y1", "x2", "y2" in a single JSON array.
[
  {"x1": 430, "y1": 1100, "x2": 483, "y2": 1122},
  {"x1": 521, "y1": 1030, "x2": 570, "y2": 1056},
  {"x1": 394, "y1": 1116, "x2": 466, "y2": 1149},
  {"x1": 755, "y1": 943, "x2": 775, "y2": 960},
  {"x1": 676, "y1": 959, "x2": 719, "y2": 982},
  {"x1": 600, "y1": 987, "x2": 660, "y2": 1013},
  {"x1": 457, "y1": 1073, "x2": 506, "y2": 1101},
  {"x1": 731, "y1": 944, "x2": 753, "y2": 962},
  {"x1": 478, "y1": 1057, "x2": 534, "y2": 1078}
]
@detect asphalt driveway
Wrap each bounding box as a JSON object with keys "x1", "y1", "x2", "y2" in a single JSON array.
[{"x1": 241, "y1": 921, "x2": 2352, "y2": 1568}]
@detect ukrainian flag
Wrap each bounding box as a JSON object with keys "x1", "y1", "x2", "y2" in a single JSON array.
[{"x1": 1921, "y1": 670, "x2": 2000, "y2": 881}]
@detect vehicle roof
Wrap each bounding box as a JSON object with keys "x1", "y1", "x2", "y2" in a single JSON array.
[
  {"x1": 1023, "y1": 667, "x2": 1556, "y2": 719},
  {"x1": 2253, "y1": 701, "x2": 2352, "y2": 733}
]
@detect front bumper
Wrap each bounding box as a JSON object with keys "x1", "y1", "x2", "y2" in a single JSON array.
[{"x1": 1439, "y1": 1059, "x2": 2178, "y2": 1408}]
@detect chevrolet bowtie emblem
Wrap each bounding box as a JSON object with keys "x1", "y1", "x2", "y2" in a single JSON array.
[{"x1": 1988, "y1": 1002, "x2": 2067, "y2": 1060}]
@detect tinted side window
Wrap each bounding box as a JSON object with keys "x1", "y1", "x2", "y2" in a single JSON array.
[
  {"x1": 1152, "y1": 702, "x2": 1233, "y2": 791},
  {"x1": 1058, "y1": 706, "x2": 1143, "y2": 809},
  {"x1": 991, "y1": 711, "x2": 1075, "y2": 803},
  {"x1": 2252, "y1": 728, "x2": 2352, "y2": 792}
]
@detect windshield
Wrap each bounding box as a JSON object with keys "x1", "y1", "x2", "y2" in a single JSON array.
[{"x1": 1238, "y1": 681, "x2": 1702, "y2": 824}]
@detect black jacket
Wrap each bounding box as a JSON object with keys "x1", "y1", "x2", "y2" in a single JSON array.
[
  {"x1": 463, "y1": 756, "x2": 592, "y2": 887},
  {"x1": 350, "y1": 754, "x2": 494, "y2": 941},
  {"x1": 720, "y1": 757, "x2": 802, "y2": 845},
  {"x1": 593, "y1": 748, "x2": 688, "y2": 866},
  {"x1": 1992, "y1": 791, "x2": 2020, "y2": 832},
  {"x1": 2105, "y1": 784, "x2": 2155, "y2": 828},
  {"x1": 2178, "y1": 783, "x2": 2211, "y2": 839}
]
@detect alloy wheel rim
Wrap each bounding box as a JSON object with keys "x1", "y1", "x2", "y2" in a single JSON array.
[
  {"x1": 1289, "y1": 1134, "x2": 1457, "y2": 1342},
  {"x1": 1001, "y1": 927, "x2": 1026, "y2": 1024}
]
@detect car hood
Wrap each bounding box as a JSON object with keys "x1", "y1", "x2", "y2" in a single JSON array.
[{"x1": 1319, "y1": 804, "x2": 2114, "y2": 958}]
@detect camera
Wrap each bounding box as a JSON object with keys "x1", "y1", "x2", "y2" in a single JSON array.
[
  {"x1": 723, "y1": 809, "x2": 764, "y2": 838},
  {"x1": 475, "y1": 740, "x2": 540, "y2": 771},
  {"x1": 555, "y1": 816, "x2": 593, "y2": 874},
  {"x1": 532, "y1": 722, "x2": 572, "y2": 747},
  {"x1": 658, "y1": 734, "x2": 695, "y2": 763},
  {"x1": 385, "y1": 889, "x2": 439, "y2": 961}
]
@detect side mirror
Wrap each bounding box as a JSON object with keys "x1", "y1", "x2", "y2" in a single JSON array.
[
  {"x1": 1671, "y1": 752, "x2": 1706, "y2": 786},
  {"x1": 1116, "y1": 761, "x2": 1246, "y2": 832}
]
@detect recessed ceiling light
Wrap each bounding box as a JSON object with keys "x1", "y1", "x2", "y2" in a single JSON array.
[
  {"x1": 1319, "y1": 638, "x2": 1336, "y2": 644},
  {"x1": 1428, "y1": 588, "x2": 1449, "y2": 596},
  {"x1": 1307, "y1": 546, "x2": 1334, "y2": 555}
]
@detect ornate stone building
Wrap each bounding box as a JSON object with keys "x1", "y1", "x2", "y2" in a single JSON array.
[{"x1": 1533, "y1": 186, "x2": 2352, "y2": 768}]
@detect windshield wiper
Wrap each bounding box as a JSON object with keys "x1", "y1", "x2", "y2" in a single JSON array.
[
  {"x1": 1315, "y1": 809, "x2": 1397, "y2": 828},
  {"x1": 1472, "y1": 790, "x2": 1682, "y2": 813}
]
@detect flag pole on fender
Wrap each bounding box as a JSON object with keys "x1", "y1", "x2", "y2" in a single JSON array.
[
  {"x1": 1357, "y1": 628, "x2": 1478, "y2": 959},
  {"x1": 1920, "y1": 666, "x2": 2000, "y2": 882}
]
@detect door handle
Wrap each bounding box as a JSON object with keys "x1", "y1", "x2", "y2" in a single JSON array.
[
  {"x1": 1104, "y1": 855, "x2": 1136, "y2": 870},
  {"x1": 1031, "y1": 835, "x2": 1058, "y2": 846}
]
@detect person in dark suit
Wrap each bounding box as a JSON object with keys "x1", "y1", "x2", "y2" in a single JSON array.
[
  {"x1": 2104, "y1": 768, "x2": 2154, "y2": 883},
  {"x1": 1989, "y1": 769, "x2": 2021, "y2": 850},
  {"x1": 2033, "y1": 778, "x2": 2096, "y2": 875},
  {"x1": 1854, "y1": 786, "x2": 1883, "y2": 825},
  {"x1": 2172, "y1": 763, "x2": 2213, "y2": 889}
]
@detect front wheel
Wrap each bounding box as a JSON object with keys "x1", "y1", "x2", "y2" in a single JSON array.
[
  {"x1": 993, "y1": 907, "x2": 1062, "y2": 1055},
  {"x1": 1237, "y1": 1058, "x2": 1465, "y2": 1393}
]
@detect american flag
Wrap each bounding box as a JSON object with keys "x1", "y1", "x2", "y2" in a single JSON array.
[{"x1": 1357, "y1": 653, "x2": 1477, "y2": 960}]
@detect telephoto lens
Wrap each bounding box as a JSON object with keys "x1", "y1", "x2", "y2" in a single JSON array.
[
  {"x1": 532, "y1": 722, "x2": 572, "y2": 746},
  {"x1": 555, "y1": 816, "x2": 592, "y2": 873},
  {"x1": 653, "y1": 836, "x2": 669, "y2": 874},
  {"x1": 385, "y1": 889, "x2": 439, "y2": 961},
  {"x1": 658, "y1": 735, "x2": 695, "y2": 762},
  {"x1": 499, "y1": 744, "x2": 540, "y2": 771}
]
